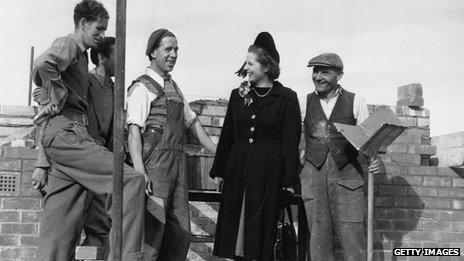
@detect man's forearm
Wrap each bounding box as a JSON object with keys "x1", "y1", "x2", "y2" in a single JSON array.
[
  {"x1": 128, "y1": 124, "x2": 146, "y2": 173},
  {"x1": 189, "y1": 120, "x2": 216, "y2": 154}
]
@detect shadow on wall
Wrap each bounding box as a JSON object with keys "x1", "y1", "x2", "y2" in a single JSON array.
[{"x1": 373, "y1": 169, "x2": 425, "y2": 261}]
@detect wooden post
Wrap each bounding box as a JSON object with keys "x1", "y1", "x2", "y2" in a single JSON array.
[
  {"x1": 367, "y1": 170, "x2": 374, "y2": 261},
  {"x1": 112, "y1": 0, "x2": 126, "y2": 260},
  {"x1": 28, "y1": 46, "x2": 34, "y2": 106}
]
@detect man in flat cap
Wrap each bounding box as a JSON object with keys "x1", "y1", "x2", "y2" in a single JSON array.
[
  {"x1": 126, "y1": 29, "x2": 217, "y2": 260},
  {"x1": 300, "y1": 53, "x2": 382, "y2": 261}
]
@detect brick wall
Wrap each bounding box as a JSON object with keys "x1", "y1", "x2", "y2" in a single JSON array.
[{"x1": 0, "y1": 84, "x2": 463, "y2": 260}]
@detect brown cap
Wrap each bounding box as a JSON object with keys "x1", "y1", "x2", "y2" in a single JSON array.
[
  {"x1": 307, "y1": 53, "x2": 343, "y2": 71},
  {"x1": 145, "y1": 29, "x2": 176, "y2": 57}
]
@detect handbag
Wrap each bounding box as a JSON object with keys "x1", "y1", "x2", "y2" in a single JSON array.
[{"x1": 273, "y1": 196, "x2": 298, "y2": 261}]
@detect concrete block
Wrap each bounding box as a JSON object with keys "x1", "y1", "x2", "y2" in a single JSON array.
[
  {"x1": 398, "y1": 83, "x2": 423, "y2": 102},
  {"x1": 0, "y1": 106, "x2": 36, "y2": 117},
  {"x1": 397, "y1": 97, "x2": 424, "y2": 107},
  {"x1": 201, "y1": 105, "x2": 227, "y2": 116},
  {"x1": 0, "y1": 117, "x2": 34, "y2": 127}
]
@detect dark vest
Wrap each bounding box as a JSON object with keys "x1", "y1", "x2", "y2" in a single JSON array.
[
  {"x1": 304, "y1": 89, "x2": 358, "y2": 169},
  {"x1": 128, "y1": 74, "x2": 182, "y2": 130}
]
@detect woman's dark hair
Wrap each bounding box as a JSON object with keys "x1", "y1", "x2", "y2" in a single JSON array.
[
  {"x1": 236, "y1": 45, "x2": 280, "y2": 80},
  {"x1": 90, "y1": 37, "x2": 115, "y2": 66},
  {"x1": 73, "y1": 0, "x2": 109, "y2": 26}
]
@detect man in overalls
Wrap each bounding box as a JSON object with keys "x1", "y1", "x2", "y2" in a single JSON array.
[
  {"x1": 126, "y1": 29, "x2": 217, "y2": 260},
  {"x1": 32, "y1": 1, "x2": 146, "y2": 260},
  {"x1": 300, "y1": 53, "x2": 382, "y2": 261}
]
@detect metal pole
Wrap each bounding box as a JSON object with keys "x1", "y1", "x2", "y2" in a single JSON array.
[
  {"x1": 367, "y1": 170, "x2": 374, "y2": 261},
  {"x1": 112, "y1": 0, "x2": 126, "y2": 260},
  {"x1": 28, "y1": 46, "x2": 34, "y2": 106}
]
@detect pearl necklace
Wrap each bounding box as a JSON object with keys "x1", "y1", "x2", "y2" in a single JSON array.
[{"x1": 253, "y1": 86, "x2": 273, "y2": 97}]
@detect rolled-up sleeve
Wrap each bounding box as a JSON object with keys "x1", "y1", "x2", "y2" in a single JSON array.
[{"x1": 126, "y1": 82, "x2": 155, "y2": 129}]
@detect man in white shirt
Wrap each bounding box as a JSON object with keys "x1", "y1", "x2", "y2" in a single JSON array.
[
  {"x1": 126, "y1": 29, "x2": 216, "y2": 261},
  {"x1": 300, "y1": 53, "x2": 381, "y2": 261}
]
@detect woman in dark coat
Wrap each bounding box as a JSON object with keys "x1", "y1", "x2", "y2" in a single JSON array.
[{"x1": 210, "y1": 32, "x2": 302, "y2": 261}]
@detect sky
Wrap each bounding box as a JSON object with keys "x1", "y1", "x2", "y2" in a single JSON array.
[{"x1": 0, "y1": 0, "x2": 463, "y2": 136}]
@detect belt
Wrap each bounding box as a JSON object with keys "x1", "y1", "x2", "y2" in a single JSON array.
[{"x1": 58, "y1": 110, "x2": 89, "y2": 126}]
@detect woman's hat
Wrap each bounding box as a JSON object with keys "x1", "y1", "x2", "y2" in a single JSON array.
[{"x1": 236, "y1": 32, "x2": 279, "y2": 77}]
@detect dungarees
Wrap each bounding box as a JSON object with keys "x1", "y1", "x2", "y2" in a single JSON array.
[{"x1": 142, "y1": 80, "x2": 191, "y2": 261}]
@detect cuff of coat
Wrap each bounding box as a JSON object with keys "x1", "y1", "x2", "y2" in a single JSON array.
[{"x1": 209, "y1": 169, "x2": 223, "y2": 179}]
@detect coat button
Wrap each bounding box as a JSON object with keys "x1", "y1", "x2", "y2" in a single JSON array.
[
  {"x1": 250, "y1": 127, "x2": 255, "y2": 132},
  {"x1": 251, "y1": 114, "x2": 256, "y2": 119},
  {"x1": 249, "y1": 138, "x2": 254, "y2": 143}
]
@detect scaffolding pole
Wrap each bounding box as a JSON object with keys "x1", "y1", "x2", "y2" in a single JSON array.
[
  {"x1": 112, "y1": 0, "x2": 126, "y2": 260},
  {"x1": 28, "y1": 46, "x2": 34, "y2": 106}
]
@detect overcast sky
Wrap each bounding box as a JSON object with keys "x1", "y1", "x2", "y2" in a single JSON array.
[{"x1": 1, "y1": 0, "x2": 463, "y2": 136}]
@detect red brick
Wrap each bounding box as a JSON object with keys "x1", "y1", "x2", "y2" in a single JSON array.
[
  {"x1": 408, "y1": 145, "x2": 436, "y2": 155},
  {"x1": 0, "y1": 160, "x2": 21, "y2": 171},
  {"x1": 397, "y1": 97, "x2": 424, "y2": 107},
  {"x1": 409, "y1": 166, "x2": 437, "y2": 176},
  {"x1": 20, "y1": 211, "x2": 42, "y2": 222},
  {"x1": 397, "y1": 117, "x2": 417, "y2": 128},
  {"x1": 377, "y1": 230, "x2": 409, "y2": 241},
  {"x1": 409, "y1": 187, "x2": 437, "y2": 197},
  {"x1": 204, "y1": 127, "x2": 222, "y2": 136},
  {"x1": 20, "y1": 172, "x2": 33, "y2": 185},
  {"x1": 438, "y1": 232, "x2": 464, "y2": 242},
  {"x1": 197, "y1": 115, "x2": 212, "y2": 126},
  {"x1": 21, "y1": 160, "x2": 36, "y2": 172},
  {"x1": 452, "y1": 200, "x2": 464, "y2": 210},
  {"x1": 0, "y1": 211, "x2": 20, "y2": 222},
  {"x1": 423, "y1": 176, "x2": 451, "y2": 187},
  {"x1": 374, "y1": 196, "x2": 394, "y2": 207},
  {"x1": 374, "y1": 219, "x2": 392, "y2": 229},
  {"x1": 421, "y1": 220, "x2": 453, "y2": 231},
  {"x1": 404, "y1": 127, "x2": 430, "y2": 138},
  {"x1": 422, "y1": 198, "x2": 452, "y2": 209},
  {"x1": 20, "y1": 236, "x2": 39, "y2": 246},
  {"x1": 1, "y1": 198, "x2": 42, "y2": 210},
  {"x1": 2, "y1": 148, "x2": 38, "y2": 160},
  {"x1": 394, "y1": 197, "x2": 425, "y2": 209},
  {"x1": 417, "y1": 118, "x2": 430, "y2": 128},
  {"x1": 393, "y1": 134, "x2": 421, "y2": 145},
  {"x1": 391, "y1": 153, "x2": 421, "y2": 165},
  {"x1": 437, "y1": 188, "x2": 464, "y2": 198},
  {"x1": 376, "y1": 208, "x2": 408, "y2": 219},
  {"x1": 190, "y1": 217, "x2": 216, "y2": 236},
  {"x1": 408, "y1": 231, "x2": 438, "y2": 241},
  {"x1": 453, "y1": 221, "x2": 464, "y2": 232},
  {"x1": 437, "y1": 210, "x2": 464, "y2": 221},
  {"x1": 0, "y1": 223, "x2": 38, "y2": 235},
  {"x1": 390, "y1": 175, "x2": 423, "y2": 186},
  {"x1": 392, "y1": 220, "x2": 420, "y2": 230},
  {"x1": 0, "y1": 235, "x2": 18, "y2": 245},
  {"x1": 453, "y1": 178, "x2": 464, "y2": 187},
  {"x1": 201, "y1": 105, "x2": 227, "y2": 116},
  {"x1": 211, "y1": 117, "x2": 224, "y2": 127},
  {"x1": 385, "y1": 165, "x2": 408, "y2": 175},
  {"x1": 20, "y1": 185, "x2": 42, "y2": 197},
  {"x1": 409, "y1": 209, "x2": 437, "y2": 219},
  {"x1": 436, "y1": 167, "x2": 459, "y2": 177},
  {"x1": 377, "y1": 185, "x2": 408, "y2": 196},
  {"x1": 0, "y1": 247, "x2": 37, "y2": 259}
]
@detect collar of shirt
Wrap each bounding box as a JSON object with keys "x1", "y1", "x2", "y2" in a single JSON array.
[
  {"x1": 67, "y1": 34, "x2": 86, "y2": 52},
  {"x1": 90, "y1": 68, "x2": 105, "y2": 87},
  {"x1": 315, "y1": 85, "x2": 343, "y2": 100},
  {"x1": 145, "y1": 67, "x2": 173, "y2": 87}
]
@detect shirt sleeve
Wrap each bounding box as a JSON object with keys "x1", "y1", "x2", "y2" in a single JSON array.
[
  {"x1": 354, "y1": 94, "x2": 369, "y2": 125},
  {"x1": 32, "y1": 37, "x2": 77, "y2": 113},
  {"x1": 126, "y1": 82, "x2": 156, "y2": 129}
]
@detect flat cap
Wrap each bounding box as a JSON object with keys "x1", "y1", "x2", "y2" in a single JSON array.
[
  {"x1": 307, "y1": 53, "x2": 343, "y2": 71},
  {"x1": 146, "y1": 29, "x2": 176, "y2": 56}
]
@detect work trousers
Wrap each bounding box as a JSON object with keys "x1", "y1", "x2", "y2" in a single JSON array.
[
  {"x1": 301, "y1": 153, "x2": 366, "y2": 261},
  {"x1": 37, "y1": 116, "x2": 146, "y2": 261}
]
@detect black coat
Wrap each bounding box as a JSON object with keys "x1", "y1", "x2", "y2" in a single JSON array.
[{"x1": 210, "y1": 81, "x2": 302, "y2": 260}]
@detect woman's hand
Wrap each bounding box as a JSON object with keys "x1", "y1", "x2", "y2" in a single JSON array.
[
  {"x1": 215, "y1": 177, "x2": 224, "y2": 192},
  {"x1": 32, "y1": 167, "x2": 48, "y2": 190}
]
